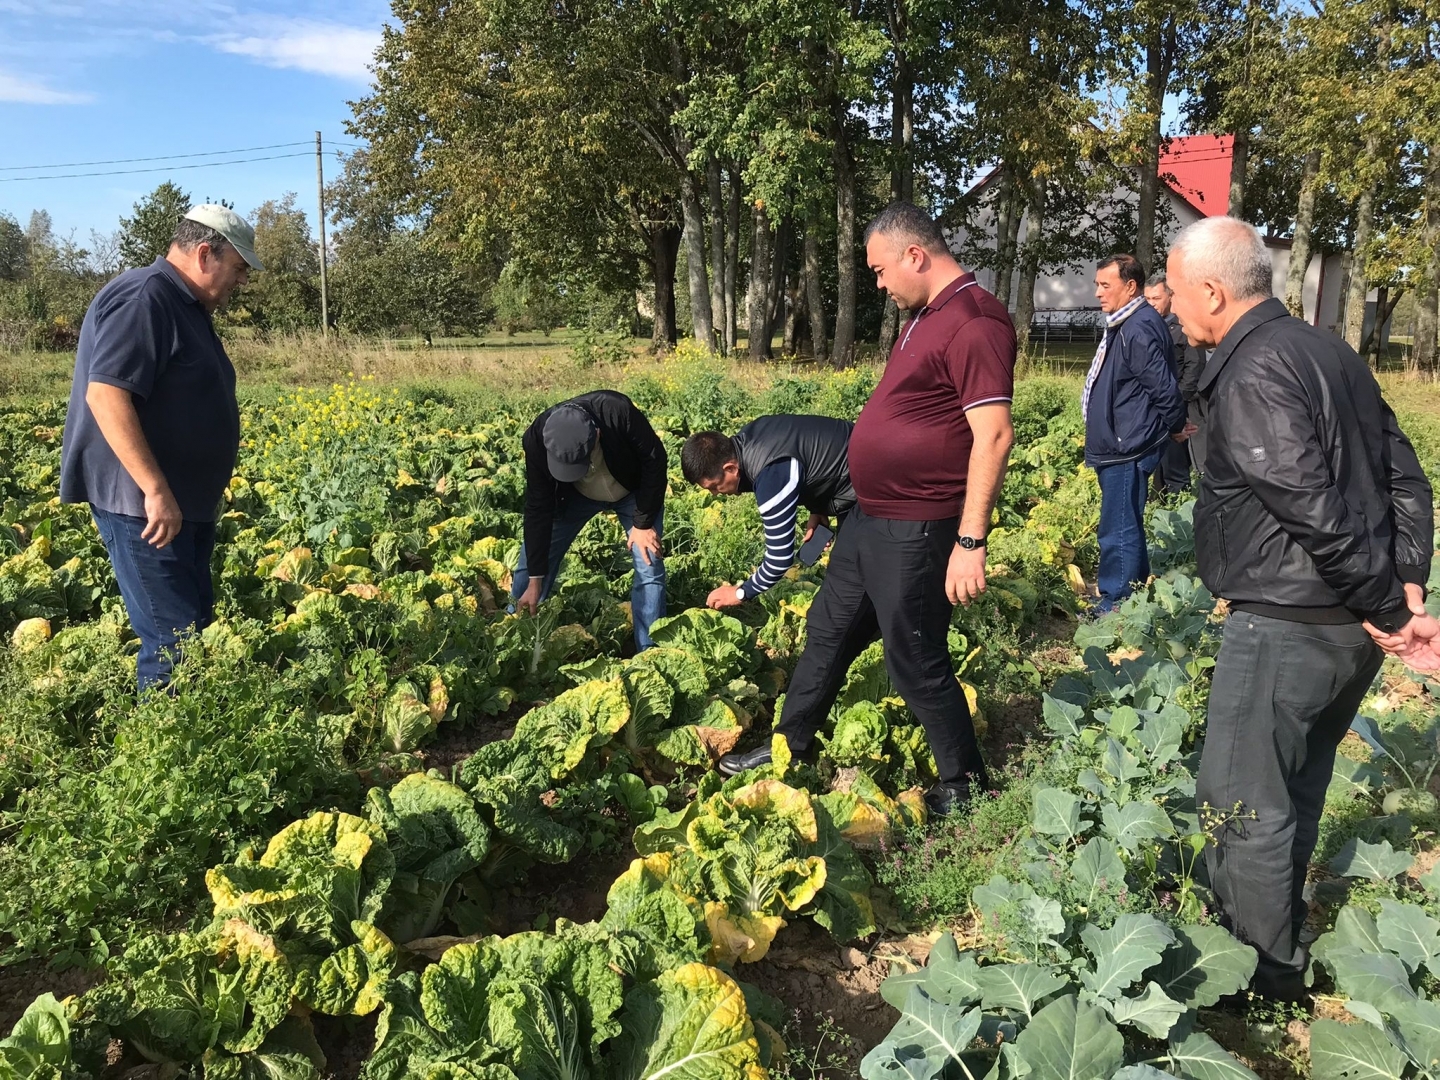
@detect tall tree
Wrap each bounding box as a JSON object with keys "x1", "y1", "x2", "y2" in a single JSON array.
[
  {"x1": 1103, "y1": 0, "x2": 1202, "y2": 272},
  {"x1": 244, "y1": 194, "x2": 321, "y2": 332},
  {"x1": 118, "y1": 182, "x2": 191, "y2": 268},
  {"x1": 0, "y1": 213, "x2": 27, "y2": 281},
  {"x1": 1284, "y1": 150, "x2": 1323, "y2": 315}
]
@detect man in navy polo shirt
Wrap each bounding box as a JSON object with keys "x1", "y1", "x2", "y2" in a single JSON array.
[
  {"x1": 60, "y1": 204, "x2": 261, "y2": 690},
  {"x1": 719, "y1": 202, "x2": 1015, "y2": 816}
]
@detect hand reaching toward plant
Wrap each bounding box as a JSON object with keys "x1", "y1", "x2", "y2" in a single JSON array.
[{"x1": 706, "y1": 585, "x2": 743, "y2": 609}]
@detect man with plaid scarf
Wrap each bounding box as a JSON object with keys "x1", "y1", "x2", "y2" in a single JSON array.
[{"x1": 1081, "y1": 253, "x2": 1188, "y2": 611}]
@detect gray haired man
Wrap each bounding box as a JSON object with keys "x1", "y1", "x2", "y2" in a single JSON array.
[
  {"x1": 60, "y1": 205, "x2": 261, "y2": 690},
  {"x1": 1167, "y1": 216, "x2": 1435, "y2": 1001}
]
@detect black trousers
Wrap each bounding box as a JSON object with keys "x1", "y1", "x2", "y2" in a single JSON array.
[
  {"x1": 1155, "y1": 437, "x2": 1193, "y2": 494},
  {"x1": 775, "y1": 505, "x2": 986, "y2": 783},
  {"x1": 1196, "y1": 613, "x2": 1381, "y2": 989}
]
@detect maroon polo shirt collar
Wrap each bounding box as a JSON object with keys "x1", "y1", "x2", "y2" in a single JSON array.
[
  {"x1": 918, "y1": 272, "x2": 977, "y2": 313},
  {"x1": 900, "y1": 272, "x2": 979, "y2": 350}
]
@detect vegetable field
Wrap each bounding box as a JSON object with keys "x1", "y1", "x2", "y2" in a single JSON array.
[{"x1": 3, "y1": 355, "x2": 1440, "y2": 1080}]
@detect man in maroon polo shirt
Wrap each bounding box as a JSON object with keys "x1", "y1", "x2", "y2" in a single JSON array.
[{"x1": 719, "y1": 202, "x2": 1016, "y2": 816}]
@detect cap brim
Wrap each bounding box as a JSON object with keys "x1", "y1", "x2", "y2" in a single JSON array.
[
  {"x1": 234, "y1": 243, "x2": 264, "y2": 272},
  {"x1": 548, "y1": 455, "x2": 590, "y2": 483}
]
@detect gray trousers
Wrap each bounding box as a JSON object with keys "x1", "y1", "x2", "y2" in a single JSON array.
[{"x1": 1196, "y1": 612, "x2": 1381, "y2": 991}]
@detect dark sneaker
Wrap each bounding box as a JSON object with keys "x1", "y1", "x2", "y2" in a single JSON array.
[
  {"x1": 718, "y1": 744, "x2": 775, "y2": 777},
  {"x1": 924, "y1": 773, "x2": 992, "y2": 817}
]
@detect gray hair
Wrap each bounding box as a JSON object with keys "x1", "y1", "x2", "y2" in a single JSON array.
[
  {"x1": 171, "y1": 217, "x2": 234, "y2": 260},
  {"x1": 1169, "y1": 216, "x2": 1272, "y2": 300},
  {"x1": 863, "y1": 201, "x2": 950, "y2": 255},
  {"x1": 1145, "y1": 272, "x2": 1170, "y2": 290}
]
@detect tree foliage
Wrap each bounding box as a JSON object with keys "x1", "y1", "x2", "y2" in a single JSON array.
[{"x1": 118, "y1": 182, "x2": 192, "y2": 269}]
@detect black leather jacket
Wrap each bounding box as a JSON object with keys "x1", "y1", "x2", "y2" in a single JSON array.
[{"x1": 1194, "y1": 298, "x2": 1433, "y2": 626}]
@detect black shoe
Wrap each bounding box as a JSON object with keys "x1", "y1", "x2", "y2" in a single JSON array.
[
  {"x1": 925, "y1": 773, "x2": 992, "y2": 817},
  {"x1": 718, "y1": 744, "x2": 775, "y2": 777}
]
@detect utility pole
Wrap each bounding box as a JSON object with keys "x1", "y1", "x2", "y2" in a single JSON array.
[{"x1": 315, "y1": 130, "x2": 330, "y2": 338}]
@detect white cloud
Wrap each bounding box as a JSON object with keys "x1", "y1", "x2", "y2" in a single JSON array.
[
  {"x1": 209, "y1": 18, "x2": 381, "y2": 81},
  {"x1": 0, "y1": 68, "x2": 92, "y2": 103}
]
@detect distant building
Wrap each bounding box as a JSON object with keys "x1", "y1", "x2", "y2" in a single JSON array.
[{"x1": 953, "y1": 134, "x2": 1386, "y2": 346}]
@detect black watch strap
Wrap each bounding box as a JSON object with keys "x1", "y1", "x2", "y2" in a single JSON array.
[{"x1": 956, "y1": 535, "x2": 986, "y2": 550}]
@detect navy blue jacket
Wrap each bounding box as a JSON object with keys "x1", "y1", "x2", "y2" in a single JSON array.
[{"x1": 1084, "y1": 301, "x2": 1186, "y2": 467}]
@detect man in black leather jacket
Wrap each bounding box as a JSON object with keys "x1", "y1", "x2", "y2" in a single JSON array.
[{"x1": 1168, "y1": 216, "x2": 1436, "y2": 1002}]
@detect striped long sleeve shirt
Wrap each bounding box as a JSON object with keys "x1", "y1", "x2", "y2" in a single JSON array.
[{"x1": 736, "y1": 457, "x2": 803, "y2": 600}]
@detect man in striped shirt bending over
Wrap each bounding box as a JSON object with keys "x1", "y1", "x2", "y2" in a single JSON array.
[{"x1": 681, "y1": 415, "x2": 856, "y2": 609}]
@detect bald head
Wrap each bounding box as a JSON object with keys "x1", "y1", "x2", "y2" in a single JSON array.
[{"x1": 1166, "y1": 216, "x2": 1272, "y2": 348}]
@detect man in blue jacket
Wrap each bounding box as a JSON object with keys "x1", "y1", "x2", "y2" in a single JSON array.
[{"x1": 1081, "y1": 254, "x2": 1186, "y2": 610}]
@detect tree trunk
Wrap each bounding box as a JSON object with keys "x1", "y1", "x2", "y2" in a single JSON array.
[
  {"x1": 1135, "y1": 20, "x2": 1170, "y2": 275},
  {"x1": 706, "y1": 157, "x2": 727, "y2": 352},
  {"x1": 1417, "y1": 284, "x2": 1440, "y2": 374},
  {"x1": 783, "y1": 272, "x2": 803, "y2": 355},
  {"x1": 650, "y1": 222, "x2": 681, "y2": 351},
  {"x1": 724, "y1": 167, "x2": 741, "y2": 355},
  {"x1": 1284, "y1": 149, "x2": 1322, "y2": 317},
  {"x1": 747, "y1": 204, "x2": 773, "y2": 361},
  {"x1": 831, "y1": 110, "x2": 858, "y2": 366},
  {"x1": 803, "y1": 215, "x2": 828, "y2": 362},
  {"x1": 878, "y1": 12, "x2": 914, "y2": 358},
  {"x1": 1228, "y1": 129, "x2": 1249, "y2": 218},
  {"x1": 1414, "y1": 148, "x2": 1440, "y2": 372},
  {"x1": 1411, "y1": 146, "x2": 1434, "y2": 371},
  {"x1": 1361, "y1": 286, "x2": 1402, "y2": 361},
  {"x1": 767, "y1": 215, "x2": 793, "y2": 335},
  {"x1": 679, "y1": 170, "x2": 714, "y2": 348},
  {"x1": 1344, "y1": 157, "x2": 1379, "y2": 353},
  {"x1": 1014, "y1": 176, "x2": 1047, "y2": 355},
  {"x1": 994, "y1": 167, "x2": 1017, "y2": 307}
]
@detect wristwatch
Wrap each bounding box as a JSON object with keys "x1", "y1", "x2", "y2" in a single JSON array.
[
  {"x1": 734, "y1": 585, "x2": 746, "y2": 602},
  {"x1": 956, "y1": 535, "x2": 986, "y2": 551}
]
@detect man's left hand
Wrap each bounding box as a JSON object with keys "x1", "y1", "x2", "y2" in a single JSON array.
[
  {"x1": 628, "y1": 526, "x2": 662, "y2": 565},
  {"x1": 1363, "y1": 583, "x2": 1431, "y2": 651},
  {"x1": 947, "y1": 544, "x2": 987, "y2": 606},
  {"x1": 1172, "y1": 422, "x2": 1199, "y2": 444},
  {"x1": 706, "y1": 585, "x2": 743, "y2": 610}
]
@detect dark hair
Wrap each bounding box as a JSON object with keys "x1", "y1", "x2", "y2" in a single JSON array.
[
  {"x1": 1098, "y1": 253, "x2": 1146, "y2": 289},
  {"x1": 681, "y1": 431, "x2": 737, "y2": 483},
  {"x1": 862, "y1": 201, "x2": 950, "y2": 256},
  {"x1": 171, "y1": 218, "x2": 234, "y2": 260},
  {"x1": 1145, "y1": 271, "x2": 1170, "y2": 290}
]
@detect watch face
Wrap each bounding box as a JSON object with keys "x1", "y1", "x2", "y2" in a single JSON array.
[{"x1": 958, "y1": 536, "x2": 975, "y2": 550}]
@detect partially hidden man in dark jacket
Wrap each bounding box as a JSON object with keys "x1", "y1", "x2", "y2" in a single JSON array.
[
  {"x1": 1082, "y1": 255, "x2": 1187, "y2": 610},
  {"x1": 679, "y1": 415, "x2": 856, "y2": 609},
  {"x1": 1168, "y1": 216, "x2": 1435, "y2": 1003},
  {"x1": 514, "y1": 390, "x2": 668, "y2": 650},
  {"x1": 1144, "y1": 272, "x2": 1205, "y2": 491}
]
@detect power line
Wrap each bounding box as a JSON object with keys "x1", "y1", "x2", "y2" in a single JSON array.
[
  {"x1": 0, "y1": 141, "x2": 312, "y2": 173},
  {"x1": 0, "y1": 140, "x2": 368, "y2": 175},
  {"x1": 0, "y1": 151, "x2": 328, "y2": 183}
]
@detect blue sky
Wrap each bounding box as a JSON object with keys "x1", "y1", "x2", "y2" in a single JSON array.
[{"x1": 0, "y1": 0, "x2": 390, "y2": 245}]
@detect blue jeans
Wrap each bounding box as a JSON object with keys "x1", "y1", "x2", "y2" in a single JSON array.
[
  {"x1": 92, "y1": 508, "x2": 217, "y2": 691},
  {"x1": 509, "y1": 493, "x2": 666, "y2": 650},
  {"x1": 1094, "y1": 446, "x2": 1163, "y2": 611}
]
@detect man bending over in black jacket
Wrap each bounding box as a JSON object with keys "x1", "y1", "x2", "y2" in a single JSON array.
[
  {"x1": 681, "y1": 415, "x2": 856, "y2": 609},
  {"x1": 514, "y1": 391, "x2": 667, "y2": 650},
  {"x1": 1168, "y1": 215, "x2": 1435, "y2": 1003}
]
